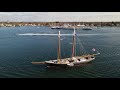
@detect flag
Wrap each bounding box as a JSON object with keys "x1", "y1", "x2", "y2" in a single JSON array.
[{"x1": 92, "y1": 48, "x2": 96, "y2": 51}]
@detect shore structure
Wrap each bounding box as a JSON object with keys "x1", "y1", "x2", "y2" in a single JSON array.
[{"x1": 0, "y1": 22, "x2": 120, "y2": 27}]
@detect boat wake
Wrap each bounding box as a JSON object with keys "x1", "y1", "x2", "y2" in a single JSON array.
[
  {"x1": 17, "y1": 33, "x2": 58, "y2": 36},
  {"x1": 17, "y1": 33, "x2": 102, "y2": 36}
]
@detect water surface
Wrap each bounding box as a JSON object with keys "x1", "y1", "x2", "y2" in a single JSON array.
[{"x1": 0, "y1": 26, "x2": 120, "y2": 78}]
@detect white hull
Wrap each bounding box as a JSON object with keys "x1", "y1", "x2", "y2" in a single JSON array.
[{"x1": 45, "y1": 55, "x2": 95, "y2": 67}]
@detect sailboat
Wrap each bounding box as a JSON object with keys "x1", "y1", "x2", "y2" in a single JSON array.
[{"x1": 31, "y1": 27, "x2": 100, "y2": 67}]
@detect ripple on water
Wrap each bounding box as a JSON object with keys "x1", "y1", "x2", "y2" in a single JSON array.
[{"x1": 0, "y1": 27, "x2": 120, "y2": 78}]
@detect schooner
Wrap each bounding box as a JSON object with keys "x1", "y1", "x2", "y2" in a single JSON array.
[{"x1": 18, "y1": 27, "x2": 100, "y2": 67}]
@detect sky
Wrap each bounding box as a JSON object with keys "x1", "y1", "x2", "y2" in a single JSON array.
[{"x1": 0, "y1": 12, "x2": 120, "y2": 22}]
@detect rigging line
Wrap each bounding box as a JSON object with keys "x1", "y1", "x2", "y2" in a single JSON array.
[
  {"x1": 76, "y1": 35, "x2": 87, "y2": 55},
  {"x1": 77, "y1": 37, "x2": 84, "y2": 55},
  {"x1": 77, "y1": 38, "x2": 81, "y2": 54}
]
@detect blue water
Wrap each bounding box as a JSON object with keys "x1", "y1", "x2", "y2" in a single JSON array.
[{"x1": 0, "y1": 26, "x2": 120, "y2": 78}]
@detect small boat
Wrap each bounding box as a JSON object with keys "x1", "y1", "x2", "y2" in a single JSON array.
[
  {"x1": 51, "y1": 26, "x2": 61, "y2": 29},
  {"x1": 82, "y1": 26, "x2": 92, "y2": 30},
  {"x1": 82, "y1": 28, "x2": 92, "y2": 30}
]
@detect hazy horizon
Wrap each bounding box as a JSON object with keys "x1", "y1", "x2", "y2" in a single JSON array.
[{"x1": 0, "y1": 12, "x2": 120, "y2": 22}]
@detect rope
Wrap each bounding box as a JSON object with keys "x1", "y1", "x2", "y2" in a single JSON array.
[{"x1": 76, "y1": 35, "x2": 87, "y2": 55}]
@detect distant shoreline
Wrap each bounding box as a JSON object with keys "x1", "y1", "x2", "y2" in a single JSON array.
[{"x1": 0, "y1": 22, "x2": 120, "y2": 27}]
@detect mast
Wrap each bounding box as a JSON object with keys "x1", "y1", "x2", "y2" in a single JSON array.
[
  {"x1": 72, "y1": 27, "x2": 76, "y2": 57},
  {"x1": 57, "y1": 31, "x2": 61, "y2": 63}
]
